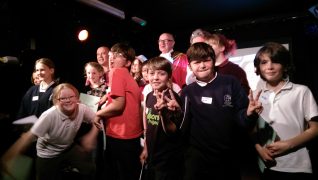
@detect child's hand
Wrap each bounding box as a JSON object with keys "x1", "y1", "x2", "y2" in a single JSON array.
[
  {"x1": 165, "y1": 89, "x2": 181, "y2": 111},
  {"x1": 93, "y1": 116, "x2": 103, "y2": 130},
  {"x1": 247, "y1": 89, "x2": 263, "y2": 116},
  {"x1": 97, "y1": 94, "x2": 108, "y2": 106},
  {"x1": 154, "y1": 89, "x2": 167, "y2": 110}
]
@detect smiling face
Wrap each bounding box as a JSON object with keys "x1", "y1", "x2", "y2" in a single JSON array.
[
  {"x1": 56, "y1": 87, "x2": 79, "y2": 117},
  {"x1": 158, "y1": 33, "x2": 175, "y2": 54},
  {"x1": 85, "y1": 64, "x2": 104, "y2": 86},
  {"x1": 148, "y1": 69, "x2": 170, "y2": 91},
  {"x1": 96, "y1": 46, "x2": 109, "y2": 68},
  {"x1": 259, "y1": 53, "x2": 284, "y2": 84},
  {"x1": 35, "y1": 62, "x2": 54, "y2": 84}
]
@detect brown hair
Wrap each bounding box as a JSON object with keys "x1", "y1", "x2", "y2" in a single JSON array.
[
  {"x1": 35, "y1": 58, "x2": 56, "y2": 79},
  {"x1": 187, "y1": 42, "x2": 216, "y2": 64},
  {"x1": 147, "y1": 56, "x2": 173, "y2": 78},
  {"x1": 84, "y1": 61, "x2": 105, "y2": 76},
  {"x1": 110, "y1": 43, "x2": 136, "y2": 62}
]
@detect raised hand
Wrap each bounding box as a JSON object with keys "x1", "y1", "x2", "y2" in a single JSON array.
[
  {"x1": 154, "y1": 89, "x2": 167, "y2": 110},
  {"x1": 164, "y1": 89, "x2": 181, "y2": 111},
  {"x1": 247, "y1": 89, "x2": 263, "y2": 116}
]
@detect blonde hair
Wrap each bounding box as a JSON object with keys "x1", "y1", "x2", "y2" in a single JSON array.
[
  {"x1": 52, "y1": 83, "x2": 79, "y2": 105},
  {"x1": 207, "y1": 33, "x2": 237, "y2": 57},
  {"x1": 84, "y1": 61, "x2": 105, "y2": 76}
]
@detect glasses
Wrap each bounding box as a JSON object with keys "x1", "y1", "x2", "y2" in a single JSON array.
[
  {"x1": 108, "y1": 51, "x2": 126, "y2": 59},
  {"x1": 58, "y1": 95, "x2": 76, "y2": 102},
  {"x1": 158, "y1": 39, "x2": 174, "y2": 44}
]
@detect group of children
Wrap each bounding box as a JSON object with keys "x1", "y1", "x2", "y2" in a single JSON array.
[{"x1": 1, "y1": 40, "x2": 318, "y2": 180}]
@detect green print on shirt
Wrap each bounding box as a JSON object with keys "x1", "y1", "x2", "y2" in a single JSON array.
[{"x1": 146, "y1": 109, "x2": 160, "y2": 126}]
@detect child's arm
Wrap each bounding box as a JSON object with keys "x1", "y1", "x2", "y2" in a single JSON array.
[
  {"x1": 96, "y1": 96, "x2": 125, "y2": 118},
  {"x1": 80, "y1": 124, "x2": 100, "y2": 152},
  {"x1": 266, "y1": 119, "x2": 318, "y2": 157},
  {"x1": 1, "y1": 131, "x2": 37, "y2": 170}
]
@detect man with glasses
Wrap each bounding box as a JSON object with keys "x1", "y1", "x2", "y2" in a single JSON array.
[{"x1": 158, "y1": 32, "x2": 189, "y2": 88}]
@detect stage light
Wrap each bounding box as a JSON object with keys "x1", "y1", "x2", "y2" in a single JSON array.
[{"x1": 78, "y1": 29, "x2": 89, "y2": 41}]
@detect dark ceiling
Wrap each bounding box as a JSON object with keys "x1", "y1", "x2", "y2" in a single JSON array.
[
  {"x1": 1, "y1": 0, "x2": 318, "y2": 119},
  {"x1": 1, "y1": 0, "x2": 317, "y2": 58}
]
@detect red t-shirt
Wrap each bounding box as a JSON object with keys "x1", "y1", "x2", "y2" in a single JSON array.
[{"x1": 105, "y1": 68, "x2": 143, "y2": 139}]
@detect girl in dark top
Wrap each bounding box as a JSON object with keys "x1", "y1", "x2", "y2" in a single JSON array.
[{"x1": 17, "y1": 58, "x2": 58, "y2": 119}]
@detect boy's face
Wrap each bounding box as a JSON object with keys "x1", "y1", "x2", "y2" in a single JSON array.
[
  {"x1": 189, "y1": 57, "x2": 214, "y2": 82},
  {"x1": 109, "y1": 51, "x2": 131, "y2": 69},
  {"x1": 148, "y1": 69, "x2": 170, "y2": 91},
  {"x1": 259, "y1": 53, "x2": 284, "y2": 83}
]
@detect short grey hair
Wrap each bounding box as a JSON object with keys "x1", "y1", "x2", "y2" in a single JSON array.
[{"x1": 190, "y1": 28, "x2": 211, "y2": 44}]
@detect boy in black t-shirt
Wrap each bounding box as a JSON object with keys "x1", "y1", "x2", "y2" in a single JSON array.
[{"x1": 139, "y1": 56, "x2": 184, "y2": 180}]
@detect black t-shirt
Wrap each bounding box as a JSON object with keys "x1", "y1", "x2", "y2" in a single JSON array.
[{"x1": 145, "y1": 90, "x2": 184, "y2": 166}]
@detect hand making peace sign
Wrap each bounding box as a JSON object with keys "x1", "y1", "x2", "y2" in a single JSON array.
[
  {"x1": 154, "y1": 89, "x2": 181, "y2": 111},
  {"x1": 247, "y1": 89, "x2": 263, "y2": 116}
]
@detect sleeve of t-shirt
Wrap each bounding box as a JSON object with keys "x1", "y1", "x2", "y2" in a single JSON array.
[
  {"x1": 30, "y1": 109, "x2": 52, "y2": 137},
  {"x1": 303, "y1": 86, "x2": 318, "y2": 121},
  {"x1": 109, "y1": 68, "x2": 126, "y2": 98}
]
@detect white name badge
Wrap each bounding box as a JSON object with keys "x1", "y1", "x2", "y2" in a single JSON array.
[
  {"x1": 201, "y1": 97, "x2": 212, "y2": 104},
  {"x1": 32, "y1": 96, "x2": 39, "y2": 101}
]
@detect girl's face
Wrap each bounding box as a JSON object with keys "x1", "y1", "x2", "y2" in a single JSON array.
[
  {"x1": 141, "y1": 64, "x2": 148, "y2": 81},
  {"x1": 259, "y1": 53, "x2": 284, "y2": 84},
  {"x1": 189, "y1": 58, "x2": 214, "y2": 82},
  {"x1": 57, "y1": 88, "x2": 78, "y2": 117},
  {"x1": 131, "y1": 59, "x2": 142, "y2": 74},
  {"x1": 148, "y1": 69, "x2": 170, "y2": 91},
  {"x1": 35, "y1": 63, "x2": 54, "y2": 83},
  {"x1": 32, "y1": 72, "x2": 41, "y2": 85},
  {"x1": 85, "y1": 65, "x2": 103, "y2": 85}
]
